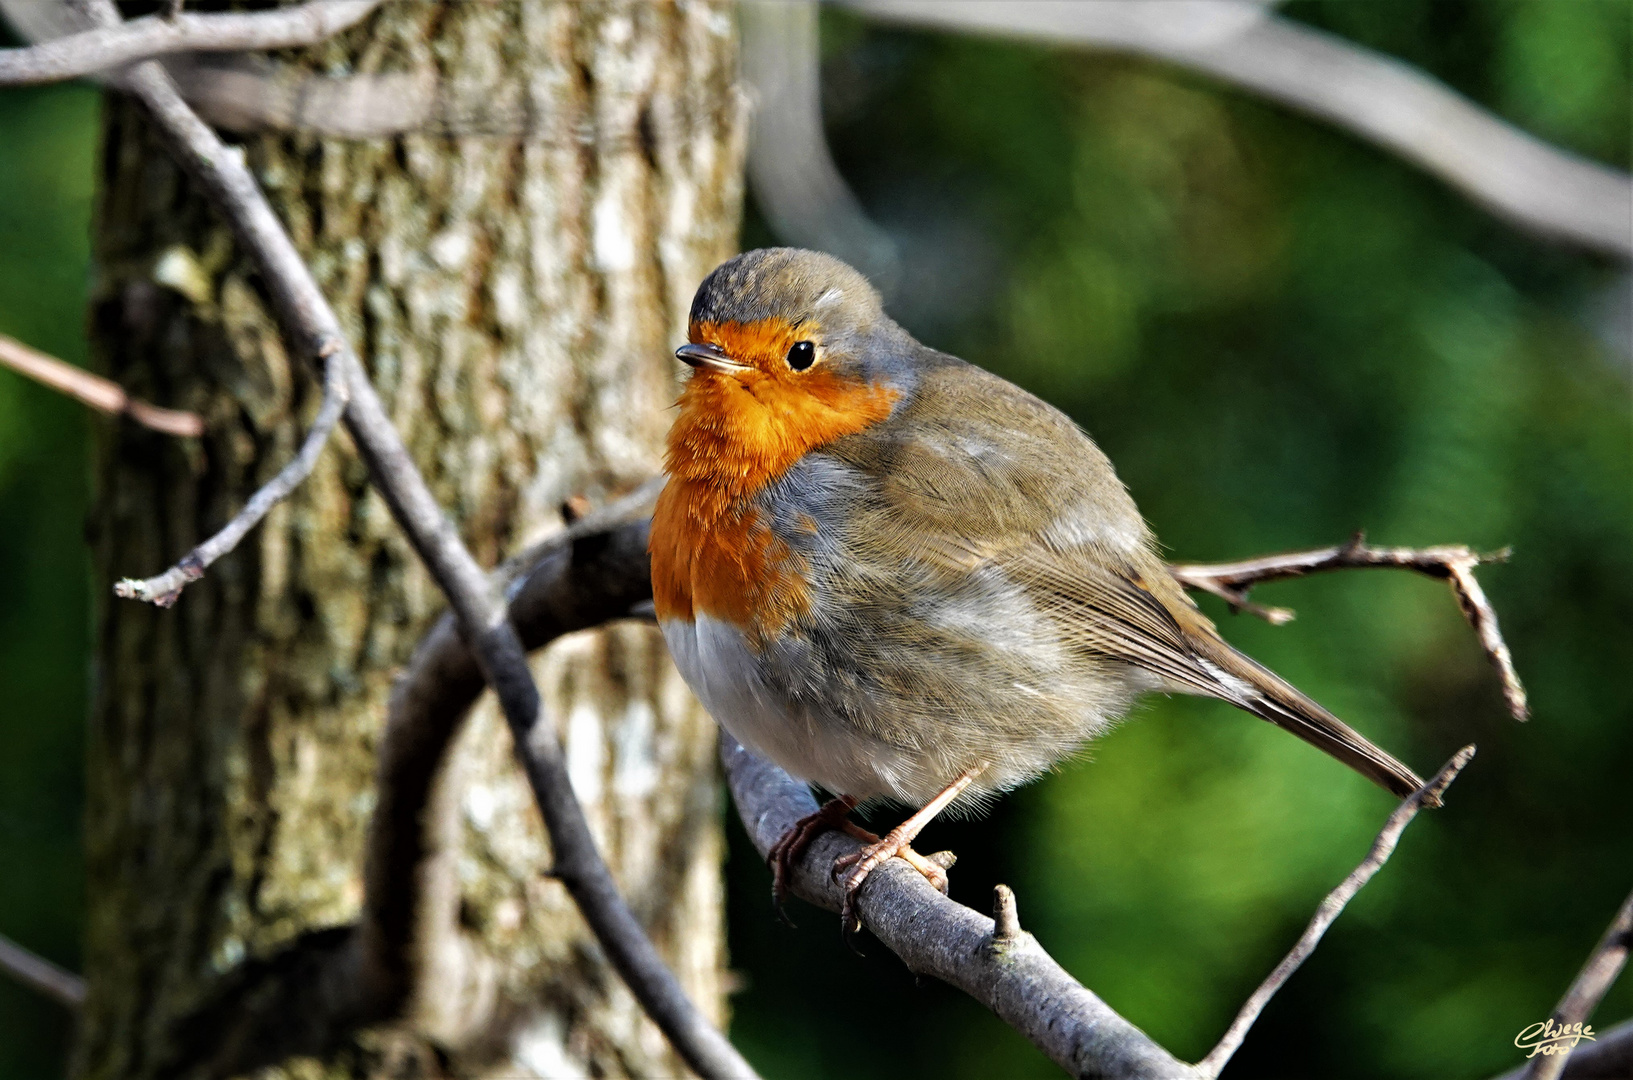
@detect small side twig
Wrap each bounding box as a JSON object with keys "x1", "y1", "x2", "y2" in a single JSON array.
[
  {"x1": 0, "y1": 932, "x2": 85, "y2": 1010},
  {"x1": 1197, "y1": 745, "x2": 1476, "y2": 1077},
  {"x1": 0, "y1": 332, "x2": 203, "y2": 437},
  {"x1": 1523, "y1": 885, "x2": 1633, "y2": 1080},
  {"x1": 1170, "y1": 533, "x2": 1529, "y2": 720},
  {"x1": 0, "y1": 0, "x2": 380, "y2": 86},
  {"x1": 114, "y1": 343, "x2": 347, "y2": 608}
]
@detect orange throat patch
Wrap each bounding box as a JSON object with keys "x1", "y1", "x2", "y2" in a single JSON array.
[{"x1": 650, "y1": 318, "x2": 898, "y2": 641}]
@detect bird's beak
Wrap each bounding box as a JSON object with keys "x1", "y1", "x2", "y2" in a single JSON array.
[{"x1": 675, "y1": 342, "x2": 751, "y2": 374}]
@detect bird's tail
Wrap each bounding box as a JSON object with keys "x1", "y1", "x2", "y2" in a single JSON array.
[{"x1": 1200, "y1": 641, "x2": 1429, "y2": 803}]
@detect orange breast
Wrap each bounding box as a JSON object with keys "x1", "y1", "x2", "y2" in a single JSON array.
[
  {"x1": 651, "y1": 484, "x2": 810, "y2": 646},
  {"x1": 651, "y1": 318, "x2": 898, "y2": 644}
]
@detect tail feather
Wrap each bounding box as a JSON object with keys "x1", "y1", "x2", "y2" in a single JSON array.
[{"x1": 1200, "y1": 643, "x2": 1428, "y2": 803}]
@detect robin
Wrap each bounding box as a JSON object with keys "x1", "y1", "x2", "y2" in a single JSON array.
[{"x1": 651, "y1": 247, "x2": 1426, "y2": 930}]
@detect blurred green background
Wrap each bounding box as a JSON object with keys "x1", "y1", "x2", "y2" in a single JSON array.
[{"x1": 1, "y1": 2, "x2": 1628, "y2": 1078}]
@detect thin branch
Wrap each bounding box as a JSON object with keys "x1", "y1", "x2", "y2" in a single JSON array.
[
  {"x1": 0, "y1": 932, "x2": 85, "y2": 1010},
  {"x1": 1196, "y1": 745, "x2": 1476, "y2": 1077},
  {"x1": 99, "y1": 11, "x2": 755, "y2": 1075},
  {"x1": 1523, "y1": 886, "x2": 1633, "y2": 1080},
  {"x1": 0, "y1": 331, "x2": 203, "y2": 437},
  {"x1": 1170, "y1": 534, "x2": 1529, "y2": 721},
  {"x1": 0, "y1": 0, "x2": 380, "y2": 85},
  {"x1": 845, "y1": 0, "x2": 1633, "y2": 260},
  {"x1": 114, "y1": 343, "x2": 347, "y2": 608}
]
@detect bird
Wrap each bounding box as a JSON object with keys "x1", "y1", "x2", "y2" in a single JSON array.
[{"x1": 650, "y1": 247, "x2": 1427, "y2": 931}]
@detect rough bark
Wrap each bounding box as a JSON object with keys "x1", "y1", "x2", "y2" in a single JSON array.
[{"x1": 78, "y1": 3, "x2": 745, "y2": 1077}]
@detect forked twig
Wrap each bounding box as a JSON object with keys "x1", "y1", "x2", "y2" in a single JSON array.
[
  {"x1": 1170, "y1": 533, "x2": 1528, "y2": 721},
  {"x1": 0, "y1": 332, "x2": 203, "y2": 437},
  {"x1": 114, "y1": 343, "x2": 347, "y2": 608},
  {"x1": 1523, "y1": 886, "x2": 1633, "y2": 1080},
  {"x1": 0, "y1": 932, "x2": 84, "y2": 1010},
  {"x1": 1197, "y1": 745, "x2": 1477, "y2": 1077}
]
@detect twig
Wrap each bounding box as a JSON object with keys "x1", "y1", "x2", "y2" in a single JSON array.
[
  {"x1": 0, "y1": 0, "x2": 380, "y2": 85},
  {"x1": 1170, "y1": 534, "x2": 1529, "y2": 721},
  {"x1": 114, "y1": 342, "x2": 347, "y2": 607},
  {"x1": 102, "y1": 14, "x2": 755, "y2": 1076},
  {"x1": 845, "y1": 0, "x2": 1633, "y2": 259},
  {"x1": 1523, "y1": 886, "x2": 1633, "y2": 1080},
  {"x1": 1196, "y1": 745, "x2": 1476, "y2": 1078},
  {"x1": 0, "y1": 932, "x2": 85, "y2": 1010},
  {"x1": 0, "y1": 332, "x2": 203, "y2": 437}
]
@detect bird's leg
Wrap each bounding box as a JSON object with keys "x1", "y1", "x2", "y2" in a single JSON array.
[
  {"x1": 832, "y1": 766, "x2": 983, "y2": 934},
  {"x1": 768, "y1": 795, "x2": 871, "y2": 911}
]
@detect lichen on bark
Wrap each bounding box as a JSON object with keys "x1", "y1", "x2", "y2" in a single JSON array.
[{"x1": 79, "y1": 4, "x2": 745, "y2": 1077}]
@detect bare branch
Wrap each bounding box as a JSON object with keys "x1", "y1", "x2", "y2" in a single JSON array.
[
  {"x1": 114, "y1": 343, "x2": 347, "y2": 607},
  {"x1": 721, "y1": 733, "x2": 1204, "y2": 1079},
  {"x1": 0, "y1": 932, "x2": 85, "y2": 1010},
  {"x1": 845, "y1": 0, "x2": 1633, "y2": 260},
  {"x1": 1197, "y1": 745, "x2": 1475, "y2": 1077},
  {"x1": 1170, "y1": 535, "x2": 1528, "y2": 721},
  {"x1": 0, "y1": 0, "x2": 380, "y2": 85},
  {"x1": 96, "y1": 8, "x2": 755, "y2": 1073},
  {"x1": 1523, "y1": 886, "x2": 1633, "y2": 1080},
  {"x1": 0, "y1": 331, "x2": 203, "y2": 437}
]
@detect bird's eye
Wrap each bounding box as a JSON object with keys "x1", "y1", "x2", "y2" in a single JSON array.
[{"x1": 786, "y1": 341, "x2": 816, "y2": 371}]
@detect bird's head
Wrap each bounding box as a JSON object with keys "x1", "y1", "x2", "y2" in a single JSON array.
[{"x1": 666, "y1": 248, "x2": 911, "y2": 490}]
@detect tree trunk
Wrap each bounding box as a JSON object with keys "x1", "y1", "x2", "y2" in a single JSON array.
[{"x1": 78, "y1": 3, "x2": 744, "y2": 1077}]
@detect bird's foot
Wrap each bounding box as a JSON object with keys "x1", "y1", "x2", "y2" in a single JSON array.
[
  {"x1": 832, "y1": 826, "x2": 954, "y2": 935},
  {"x1": 828, "y1": 767, "x2": 983, "y2": 936},
  {"x1": 768, "y1": 796, "x2": 870, "y2": 916}
]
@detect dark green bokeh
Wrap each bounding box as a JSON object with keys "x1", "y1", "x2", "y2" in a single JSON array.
[
  {"x1": 1, "y1": 2, "x2": 1628, "y2": 1077},
  {"x1": 0, "y1": 81, "x2": 98, "y2": 1080}
]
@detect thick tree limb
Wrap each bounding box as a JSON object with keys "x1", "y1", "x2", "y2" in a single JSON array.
[
  {"x1": 0, "y1": 931, "x2": 85, "y2": 1010},
  {"x1": 845, "y1": 0, "x2": 1633, "y2": 260},
  {"x1": 0, "y1": 331, "x2": 203, "y2": 437},
  {"x1": 1170, "y1": 534, "x2": 1528, "y2": 721},
  {"x1": 89, "y1": 6, "x2": 755, "y2": 1075},
  {"x1": 1522, "y1": 886, "x2": 1633, "y2": 1080},
  {"x1": 1197, "y1": 746, "x2": 1475, "y2": 1077},
  {"x1": 0, "y1": 0, "x2": 380, "y2": 85},
  {"x1": 114, "y1": 341, "x2": 347, "y2": 607}
]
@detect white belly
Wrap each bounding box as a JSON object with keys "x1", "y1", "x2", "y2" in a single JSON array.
[{"x1": 660, "y1": 613, "x2": 932, "y2": 802}]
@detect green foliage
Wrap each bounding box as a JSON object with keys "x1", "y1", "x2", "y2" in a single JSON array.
[{"x1": 0, "y1": 82, "x2": 98, "y2": 1080}]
